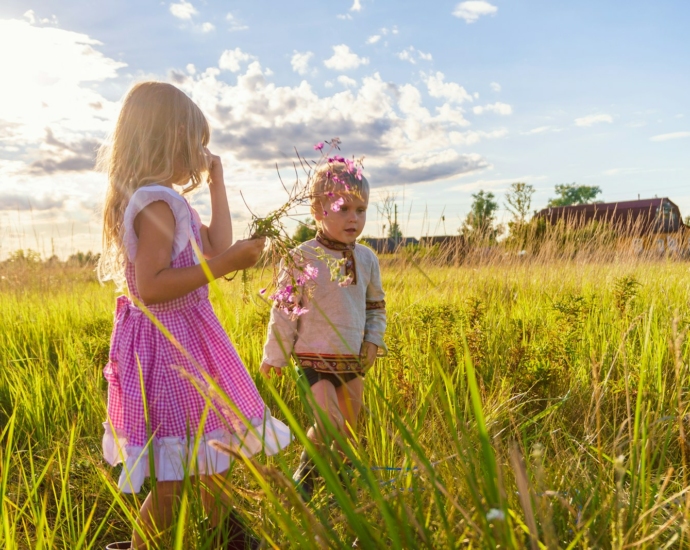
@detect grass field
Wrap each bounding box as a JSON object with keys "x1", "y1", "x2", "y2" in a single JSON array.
[{"x1": 2, "y1": 254, "x2": 690, "y2": 549}]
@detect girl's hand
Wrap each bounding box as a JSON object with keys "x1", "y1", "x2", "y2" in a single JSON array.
[
  {"x1": 204, "y1": 147, "x2": 223, "y2": 186},
  {"x1": 224, "y1": 237, "x2": 266, "y2": 271},
  {"x1": 360, "y1": 341, "x2": 378, "y2": 369},
  {"x1": 260, "y1": 361, "x2": 283, "y2": 378}
]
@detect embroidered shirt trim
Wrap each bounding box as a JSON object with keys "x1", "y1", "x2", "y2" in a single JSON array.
[{"x1": 296, "y1": 352, "x2": 364, "y2": 374}]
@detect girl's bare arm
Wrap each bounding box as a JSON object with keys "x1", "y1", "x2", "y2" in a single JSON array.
[
  {"x1": 134, "y1": 201, "x2": 264, "y2": 304},
  {"x1": 200, "y1": 148, "x2": 233, "y2": 257}
]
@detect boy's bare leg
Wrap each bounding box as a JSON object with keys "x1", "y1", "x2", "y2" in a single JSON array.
[
  {"x1": 336, "y1": 377, "x2": 364, "y2": 442},
  {"x1": 307, "y1": 379, "x2": 344, "y2": 443},
  {"x1": 132, "y1": 480, "x2": 183, "y2": 549}
]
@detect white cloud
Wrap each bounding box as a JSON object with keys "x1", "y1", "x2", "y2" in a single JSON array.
[
  {"x1": 0, "y1": 18, "x2": 125, "y2": 147},
  {"x1": 337, "y1": 14, "x2": 353, "y2": 20},
  {"x1": 337, "y1": 75, "x2": 357, "y2": 87},
  {"x1": 524, "y1": 125, "x2": 551, "y2": 135},
  {"x1": 450, "y1": 174, "x2": 545, "y2": 192},
  {"x1": 226, "y1": 12, "x2": 248, "y2": 31},
  {"x1": 473, "y1": 102, "x2": 512, "y2": 115},
  {"x1": 423, "y1": 71, "x2": 473, "y2": 104},
  {"x1": 291, "y1": 51, "x2": 314, "y2": 75},
  {"x1": 397, "y1": 48, "x2": 415, "y2": 64},
  {"x1": 397, "y1": 47, "x2": 433, "y2": 64},
  {"x1": 178, "y1": 66, "x2": 490, "y2": 188},
  {"x1": 350, "y1": 0, "x2": 362, "y2": 11},
  {"x1": 323, "y1": 45, "x2": 369, "y2": 71},
  {"x1": 490, "y1": 82, "x2": 501, "y2": 92},
  {"x1": 324, "y1": 80, "x2": 334, "y2": 88},
  {"x1": 22, "y1": 10, "x2": 57, "y2": 26},
  {"x1": 650, "y1": 131, "x2": 690, "y2": 142},
  {"x1": 452, "y1": 1, "x2": 498, "y2": 23},
  {"x1": 366, "y1": 34, "x2": 381, "y2": 44},
  {"x1": 219, "y1": 48, "x2": 255, "y2": 72},
  {"x1": 602, "y1": 168, "x2": 643, "y2": 176},
  {"x1": 575, "y1": 114, "x2": 613, "y2": 127},
  {"x1": 449, "y1": 128, "x2": 507, "y2": 146},
  {"x1": 200, "y1": 22, "x2": 214, "y2": 33},
  {"x1": 186, "y1": 63, "x2": 196, "y2": 75},
  {"x1": 170, "y1": 1, "x2": 197, "y2": 20},
  {"x1": 380, "y1": 26, "x2": 399, "y2": 35}
]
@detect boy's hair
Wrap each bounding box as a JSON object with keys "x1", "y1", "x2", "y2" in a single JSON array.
[
  {"x1": 310, "y1": 162, "x2": 370, "y2": 221},
  {"x1": 97, "y1": 82, "x2": 210, "y2": 285}
]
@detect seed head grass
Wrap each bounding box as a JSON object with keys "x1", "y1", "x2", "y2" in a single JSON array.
[{"x1": 1, "y1": 251, "x2": 690, "y2": 548}]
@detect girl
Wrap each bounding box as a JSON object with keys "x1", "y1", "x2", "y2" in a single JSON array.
[
  {"x1": 98, "y1": 81, "x2": 291, "y2": 549},
  {"x1": 260, "y1": 162, "x2": 386, "y2": 499}
]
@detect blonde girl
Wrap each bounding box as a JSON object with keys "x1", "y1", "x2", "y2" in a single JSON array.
[{"x1": 99, "y1": 82, "x2": 290, "y2": 549}]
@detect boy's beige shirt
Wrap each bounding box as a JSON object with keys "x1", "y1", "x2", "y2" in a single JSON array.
[{"x1": 262, "y1": 240, "x2": 387, "y2": 368}]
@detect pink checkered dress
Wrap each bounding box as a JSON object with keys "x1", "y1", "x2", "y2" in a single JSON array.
[{"x1": 102, "y1": 186, "x2": 290, "y2": 493}]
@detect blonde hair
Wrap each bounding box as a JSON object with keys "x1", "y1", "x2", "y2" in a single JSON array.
[
  {"x1": 310, "y1": 162, "x2": 370, "y2": 222},
  {"x1": 97, "y1": 82, "x2": 210, "y2": 284}
]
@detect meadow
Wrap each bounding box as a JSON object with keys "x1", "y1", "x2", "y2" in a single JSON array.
[{"x1": 1, "y1": 248, "x2": 690, "y2": 549}]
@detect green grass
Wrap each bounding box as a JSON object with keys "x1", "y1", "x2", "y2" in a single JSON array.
[{"x1": 1, "y1": 257, "x2": 689, "y2": 548}]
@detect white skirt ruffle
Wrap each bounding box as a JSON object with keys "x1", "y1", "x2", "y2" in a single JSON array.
[{"x1": 103, "y1": 411, "x2": 292, "y2": 493}]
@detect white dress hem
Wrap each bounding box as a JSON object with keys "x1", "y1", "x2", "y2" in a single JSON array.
[{"x1": 102, "y1": 411, "x2": 292, "y2": 493}]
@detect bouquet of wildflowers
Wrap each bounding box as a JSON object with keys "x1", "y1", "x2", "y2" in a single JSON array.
[{"x1": 246, "y1": 138, "x2": 364, "y2": 319}]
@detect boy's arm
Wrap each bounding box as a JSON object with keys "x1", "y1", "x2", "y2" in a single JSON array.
[
  {"x1": 364, "y1": 253, "x2": 387, "y2": 353},
  {"x1": 261, "y1": 264, "x2": 301, "y2": 369}
]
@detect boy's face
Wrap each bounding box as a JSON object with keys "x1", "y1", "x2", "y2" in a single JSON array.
[{"x1": 317, "y1": 191, "x2": 369, "y2": 244}]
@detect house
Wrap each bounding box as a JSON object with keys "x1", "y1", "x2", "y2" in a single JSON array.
[
  {"x1": 359, "y1": 237, "x2": 419, "y2": 253},
  {"x1": 535, "y1": 197, "x2": 688, "y2": 253},
  {"x1": 419, "y1": 235, "x2": 466, "y2": 248}
]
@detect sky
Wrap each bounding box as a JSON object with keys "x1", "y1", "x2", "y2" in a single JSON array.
[{"x1": 0, "y1": 0, "x2": 688, "y2": 258}]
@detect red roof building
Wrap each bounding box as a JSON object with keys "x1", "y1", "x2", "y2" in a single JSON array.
[{"x1": 536, "y1": 197, "x2": 686, "y2": 235}]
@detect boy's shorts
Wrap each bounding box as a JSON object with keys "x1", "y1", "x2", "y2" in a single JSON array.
[{"x1": 300, "y1": 367, "x2": 363, "y2": 388}]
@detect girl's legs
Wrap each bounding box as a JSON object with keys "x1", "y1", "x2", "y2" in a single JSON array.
[
  {"x1": 132, "y1": 480, "x2": 183, "y2": 549},
  {"x1": 131, "y1": 472, "x2": 255, "y2": 548}
]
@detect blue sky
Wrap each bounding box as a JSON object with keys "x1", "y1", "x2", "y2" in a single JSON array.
[{"x1": 0, "y1": 0, "x2": 688, "y2": 257}]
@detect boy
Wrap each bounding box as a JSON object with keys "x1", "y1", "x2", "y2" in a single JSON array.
[{"x1": 260, "y1": 161, "x2": 386, "y2": 498}]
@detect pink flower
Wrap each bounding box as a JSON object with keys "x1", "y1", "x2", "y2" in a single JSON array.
[
  {"x1": 327, "y1": 191, "x2": 334, "y2": 197},
  {"x1": 356, "y1": 167, "x2": 362, "y2": 181},
  {"x1": 313, "y1": 142, "x2": 324, "y2": 151},
  {"x1": 292, "y1": 306, "x2": 309, "y2": 317},
  {"x1": 344, "y1": 158, "x2": 355, "y2": 173},
  {"x1": 338, "y1": 275, "x2": 354, "y2": 287},
  {"x1": 259, "y1": 288, "x2": 267, "y2": 295},
  {"x1": 303, "y1": 264, "x2": 319, "y2": 280},
  {"x1": 331, "y1": 197, "x2": 345, "y2": 212},
  {"x1": 323, "y1": 209, "x2": 329, "y2": 217}
]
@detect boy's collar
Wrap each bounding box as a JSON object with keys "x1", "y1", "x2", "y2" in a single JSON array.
[{"x1": 315, "y1": 231, "x2": 355, "y2": 251}]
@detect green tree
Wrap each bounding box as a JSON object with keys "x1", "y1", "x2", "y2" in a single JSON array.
[
  {"x1": 292, "y1": 218, "x2": 317, "y2": 243},
  {"x1": 6, "y1": 249, "x2": 41, "y2": 264},
  {"x1": 461, "y1": 190, "x2": 500, "y2": 240},
  {"x1": 505, "y1": 182, "x2": 535, "y2": 225},
  {"x1": 547, "y1": 183, "x2": 602, "y2": 207}
]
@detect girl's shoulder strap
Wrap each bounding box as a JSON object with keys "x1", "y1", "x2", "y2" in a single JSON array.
[{"x1": 123, "y1": 185, "x2": 192, "y2": 263}]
